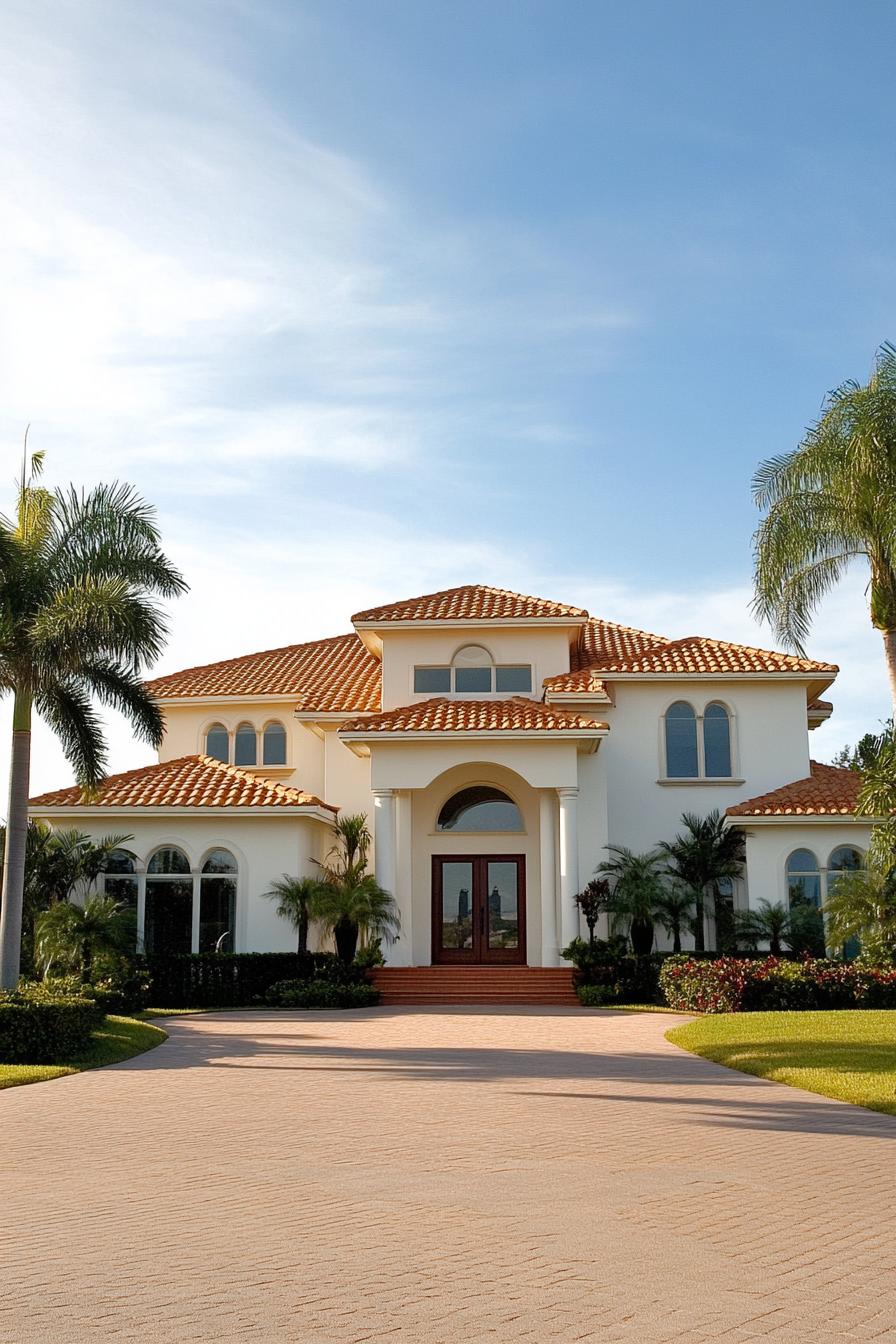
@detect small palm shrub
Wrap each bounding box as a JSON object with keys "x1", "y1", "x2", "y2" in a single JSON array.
[{"x1": 35, "y1": 896, "x2": 137, "y2": 983}]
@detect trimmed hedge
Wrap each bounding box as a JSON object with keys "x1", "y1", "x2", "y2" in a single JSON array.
[
  {"x1": 660, "y1": 955, "x2": 896, "y2": 1014},
  {"x1": 0, "y1": 988, "x2": 98, "y2": 1063},
  {"x1": 145, "y1": 951, "x2": 371, "y2": 1007},
  {"x1": 265, "y1": 979, "x2": 380, "y2": 1009}
]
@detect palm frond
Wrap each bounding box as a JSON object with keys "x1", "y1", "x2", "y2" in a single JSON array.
[{"x1": 35, "y1": 680, "x2": 107, "y2": 789}]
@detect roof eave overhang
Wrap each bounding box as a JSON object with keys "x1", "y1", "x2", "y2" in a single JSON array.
[
  {"x1": 148, "y1": 693, "x2": 303, "y2": 708},
  {"x1": 353, "y1": 616, "x2": 588, "y2": 656},
  {"x1": 28, "y1": 804, "x2": 336, "y2": 823},
  {"x1": 723, "y1": 812, "x2": 875, "y2": 827},
  {"x1": 338, "y1": 727, "x2": 608, "y2": 758},
  {"x1": 543, "y1": 688, "x2": 613, "y2": 706}
]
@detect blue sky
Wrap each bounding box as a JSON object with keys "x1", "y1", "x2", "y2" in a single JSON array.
[{"x1": 2, "y1": 0, "x2": 895, "y2": 792}]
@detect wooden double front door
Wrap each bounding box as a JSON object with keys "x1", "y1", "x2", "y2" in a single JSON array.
[{"x1": 432, "y1": 855, "x2": 526, "y2": 964}]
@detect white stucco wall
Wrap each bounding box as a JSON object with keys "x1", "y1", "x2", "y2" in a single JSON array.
[
  {"x1": 29, "y1": 812, "x2": 330, "y2": 953},
  {"x1": 159, "y1": 700, "x2": 326, "y2": 795},
  {"x1": 599, "y1": 679, "x2": 812, "y2": 857}
]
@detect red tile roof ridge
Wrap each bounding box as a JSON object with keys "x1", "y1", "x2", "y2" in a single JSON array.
[{"x1": 351, "y1": 583, "x2": 589, "y2": 624}]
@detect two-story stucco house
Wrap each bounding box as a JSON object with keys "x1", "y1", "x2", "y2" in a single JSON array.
[{"x1": 28, "y1": 584, "x2": 871, "y2": 969}]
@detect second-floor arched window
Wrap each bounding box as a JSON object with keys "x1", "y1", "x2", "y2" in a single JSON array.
[
  {"x1": 263, "y1": 722, "x2": 287, "y2": 765},
  {"x1": 234, "y1": 722, "x2": 257, "y2": 767},
  {"x1": 205, "y1": 723, "x2": 229, "y2": 763},
  {"x1": 703, "y1": 703, "x2": 732, "y2": 777},
  {"x1": 664, "y1": 702, "x2": 698, "y2": 778}
]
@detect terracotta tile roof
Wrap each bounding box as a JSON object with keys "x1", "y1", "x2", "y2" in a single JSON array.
[
  {"x1": 809, "y1": 699, "x2": 834, "y2": 713},
  {"x1": 570, "y1": 632, "x2": 837, "y2": 677},
  {"x1": 726, "y1": 761, "x2": 862, "y2": 818},
  {"x1": 351, "y1": 584, "x2": 588, "y2": 624},
  {"x1": 340, "y1": 697, "x2": 607, "y2": 735},
  {"x1": 29, "y1": 755, "x2": 336, "y2": 812},
  {"x1": 573, "y1": 617, "x2": 670, "y2": 669},
  {"x1": 144, "y1": 633, "x2": 381, "y2": 711}
]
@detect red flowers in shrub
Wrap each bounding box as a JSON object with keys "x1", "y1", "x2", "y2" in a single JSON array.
[{"x1": 659, "y1": 954, "x2": 896, "y2": 1013}]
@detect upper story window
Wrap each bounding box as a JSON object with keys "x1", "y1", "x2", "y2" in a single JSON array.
[
  {"x1": 234, "y1": 722, "x2": 257, "y2": 767},
  {"x1": 205, "y1": 723, "x2": 229, "y2": 763},
  {"x1": 663, "y1": 700, "x2": 734, "y2": 779},
  {"x1": 413, "y1": 644, "x2": 533, "y2": 696},
  {"x1": 263, "y1": 721, "x2": 287, "y2": 765}
]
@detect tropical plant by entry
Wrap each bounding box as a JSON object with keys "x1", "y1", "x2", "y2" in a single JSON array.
[
  {"x1": 264, "y1": 875, "x2": 323, "y2": 953},
  {"x1": 659, "y1": 811, "x2": 745, "y2": 953},
  {"x1": 652, "y1": 885, "x2": 696, "y2": 954},
  {"x1": 596, "y1": 846, "x2": 667, "y2": 955},
  {"x1": 312, "y1": 813, "x2": 399, "y2": 962},
  {"x1": 733, "y1": 899, "x2": 824, "y2": 957},
  {"x1": 823, "y1": 864, "x2": 896, "y2": 965},
  {"x1": 0, "y1": 449, "x2": 186, "y2": 988},
  {"x1": 574, "y1": 878, "x2": 612, "y2": 944},
  {"x1": 752, "y1": 341, "x2": 896, "y2": 711},
  {"x1": 34, "y1": 895, "x2": 137, "y2": 983}
]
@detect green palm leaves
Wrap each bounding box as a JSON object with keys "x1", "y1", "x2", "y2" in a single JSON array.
[
  {"x1": 659, "y1": 811, "x2": 745, "y2": 953},
  {"x1": 752, "y1": 341, "x2": 896, "y2": 707},
  {"x1": 0, "y1": 450, "x2": 186, "y2": 987},
  {"x1": 35, "y1": 895, "x2": 137, "y2": 983}
]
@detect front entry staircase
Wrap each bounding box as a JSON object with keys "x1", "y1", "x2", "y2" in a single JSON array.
[{"x1": 371, "y1": 966, "x2": 579, "y2": 1007}]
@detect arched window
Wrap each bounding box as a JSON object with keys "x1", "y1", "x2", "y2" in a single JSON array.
[
  {"x1": 234, "y1": 722, "x2": 257, "y2": 767},
  {"x1": 703, "y1": 703, "x2": 732, "y2": 777},
  {"x1": 452, "y1": 644, "x2": 493, "y2": 693},
  {"x1": 262, "y1": 721, "x2": 287, "y2": 766},
  {"x1": 145, "y1": 847, "x2": 192, "y2": 955},
  {"x1": 199, "y1": 849, "x2": 237, "y2": 953},
  {"x1": 665, "y1": 702, "x2": 698, "y2": 778},
  {"x1": 205, "y1": 723, "x2": 229, "y2": 763},
  {"x1": 437, "y1": 786, "x2": 524, "y2": 832},
  {"x1": 828, "y1": 845, "x2": 863, "y2": 875},
  {"x1": 786, "y1": 849, "x2": 821, "y2": 909},
  {"x1": 102, "y1": 849, "x2": 138, "y2": 913}
]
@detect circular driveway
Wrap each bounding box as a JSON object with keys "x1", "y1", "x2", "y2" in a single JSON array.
[{"x1": 2, "y1": 1007, "x2": 895, "y2": 1343}]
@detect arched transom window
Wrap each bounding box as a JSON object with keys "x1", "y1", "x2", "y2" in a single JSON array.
[
  {"x1": 663, "y1": 701, "x2": 734, "y2": 779},
  {"x1": 413, "y1": 646, "x2": 532, "y2": 695},
  {"x1": 437, "y1": 786, "x2": 524, "y2": 832}
]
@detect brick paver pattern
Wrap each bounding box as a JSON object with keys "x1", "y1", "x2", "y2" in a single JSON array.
[{"x1": 2, "y1": 1007, "x2": 895, "y2": 1343}]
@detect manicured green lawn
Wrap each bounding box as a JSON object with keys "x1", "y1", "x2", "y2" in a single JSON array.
[
  {"x1": 667, "y1": 1010, "x2": 896, "y2": 1116},
  {"x1": 0, "y1": 1014, "x2": 167, "y2": 1091}
]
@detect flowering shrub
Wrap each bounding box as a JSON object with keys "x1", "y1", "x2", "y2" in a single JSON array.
[{"x1": 660, "y1": 954, "x2": 896, "y2": 1013}]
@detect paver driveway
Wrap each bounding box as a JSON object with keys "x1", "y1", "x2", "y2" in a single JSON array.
[{"x1": 2, "y1": 1007, "x2": 895, "y2": 1343}]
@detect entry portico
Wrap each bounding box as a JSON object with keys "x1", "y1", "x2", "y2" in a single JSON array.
[{"x1": 339, "y1": 700, "x2": 608, "y2": 967}]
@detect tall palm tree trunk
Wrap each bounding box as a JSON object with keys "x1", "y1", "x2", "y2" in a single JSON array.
[
  {"x1": 693, "y1": 889, "x2": 706, "y2": 953},
  {"x1": 0, "y1": 693, "x2": 32, "y2": 989},
  {"x1": 882, "y1": 628, "x2": 896, "y2": 715}
]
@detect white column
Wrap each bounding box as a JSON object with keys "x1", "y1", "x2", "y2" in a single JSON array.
[
  {"x1": 539, "y1": 791, "x2": 559, "y2": 966},
  {"x1": 136, "y1": 870, "x2": 146, "y2": 955},
  {"x1": 373, "y1": 785, "x2": 398, "y2": 929},
  {"x1": 190, "y1": 870, "x2": 201, "y2": 954},
  {"x1": 391, "y1": 791, "x2": 413, "y2": 966},
  {"x1": 558, "y1": 787, "x2": 580, "y2": 954}
]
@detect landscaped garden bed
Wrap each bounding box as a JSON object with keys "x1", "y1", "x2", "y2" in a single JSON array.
[{"x1": 0, "y1": 1014, "x2": 167, "y2": 1091}]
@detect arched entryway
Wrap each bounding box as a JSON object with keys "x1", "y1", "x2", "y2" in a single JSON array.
[{"x1": 430, "y1": 779, "x2": 529, "y2": 965}]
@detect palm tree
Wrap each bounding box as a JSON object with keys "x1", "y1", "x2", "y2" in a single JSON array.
[
  {"x1": 752, "y1": 341, "x2": 896, "y2": 710},
  {"x1": 596, "y1": 846, "x2": 667, "y2": 955},
  {"x1": 312, "y1": 813, "x2": 399, "y2": 962},
  {"x1": 659, "y1": 811, "x2": 745, "y2": 952},
  {"x1": 264, "y1": 875, "x2": 322, "y2": 953},
  {"x1": 652, "y1": 885, "x2": 696, "y2": 954},
  {"x1": 0, "y1": 449, "x2": 185, "y2": 988},
  {"x1": 35, "y1": 895, "x2": 137, "y2": 983},
  {"x1": 734, "y1": 899, "x2": 823, "y2": 957},
  {"x1": 824, "y1": 865, "x2": 896, "y2": 964}
]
